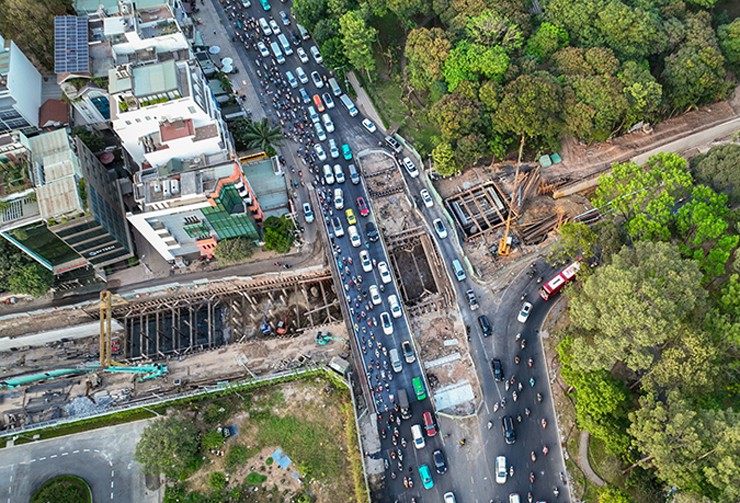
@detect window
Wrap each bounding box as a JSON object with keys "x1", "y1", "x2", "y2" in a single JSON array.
[
  {"x1": 188, "y1": 106, "x2": 196, "y2": 114},
  {"x1": 135, "y1": 118, "x2": 141, "y2": 123},
  {"x1": 125, "y1": 120, "x2": 131, "y2": 125}
]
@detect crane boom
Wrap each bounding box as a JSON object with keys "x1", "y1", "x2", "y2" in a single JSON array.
[{"x1": 499, "y1": 134, "x2": 526, "y2": 256}]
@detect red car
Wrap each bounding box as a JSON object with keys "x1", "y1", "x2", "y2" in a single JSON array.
[
  {"x1": 422, "y1": 410, "x2": 437, "y2": 437},
  {"x1": 356, "y1": 196, "x2": 369, "y2": 217}
]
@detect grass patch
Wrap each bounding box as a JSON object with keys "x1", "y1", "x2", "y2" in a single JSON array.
[
  {"x1": 225, "y1": 444, "x2": 256, "y2": 472},
  {"x1": 245, "y1": 472, "x2": 267, "y2": 485},
  {"x1": 588, "y1": 435, "x2": 625, "y2": 486}
]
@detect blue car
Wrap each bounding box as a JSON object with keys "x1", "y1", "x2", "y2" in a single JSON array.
[
  {"x1": 419, "y1": 464, "x2": 434, "y2": 489},
  {"x1": 299, "y1": 88, "x2": 310, "y2": 104},
  {"x1": 342, "y1": 143, "x2": 352, "y2": 160},
  {"x1": 260, "y1": 0, "x2": 271, "y2": 11}
]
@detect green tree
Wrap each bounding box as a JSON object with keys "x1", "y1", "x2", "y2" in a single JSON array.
[
  {"x1": 525, "y1": 22, "x2": 569, "y2": 62},
  {"x1": 618, "y1": 60, "x2": 663, "y2": 127},
  {"x1": 560, "y1": 336, "x2": 632, "y2": 455},
  {"x1": 547, "y1": 221, "x2": 597, "y2": 265},
  {"x1": 320, "y1": 37, "x2": 349, "y2": 71},
  {"x1": 234, "y1": 118, "x2": 284, "y2": 153},
  {"x1": 465, "y1": 10, "x2": 523, "y2": 52},
  {"x1": 493, "y1": 72, "x2": 563, "y2": 146},
  {"x1": 428, "y1": 93, "x2": 482, "y2": 142},
  {"x1": 339, "y1": 11, "x2": 377, "y2": 79},
  {"x1": 72, "y1": 126, "x2": 105, "y2": 153},
  {"x1": 455, "y1": 133, "x2": 487, "y2": 168},
  {"x1": 8, "y1": 263, "x2": 53, "y2": 297},
  {"x1": 135, "y1": 416, "x2": 201, "y2": 479},
  {"x1": 386, "y1": 0, "x2": 428, "y2": 20},
  {"x1": 326, "y1": 0, "x2": 351, "y2": 17},
  {"x1": 31, "y1": 476, "x2": 89, "y2": 503},
  {"x1": 718, "y1": 19, "x2": 740, "y2": 73},
  {"x1": 676, "y1": 185, "x2": 738, "y2": 280},
  {"x1": 595, "y1": 0, "x2": 664, "y2": 59},
  {"x1": 292, "y1": 0, "x2": 327, "y2": 31},
  {"x1": 544, "y1": 0, "x2": 606, "y2": 47},
  {"x1": 0, "y1": 239, "x2": 38, "y2": 293},
  {"x1": 262, "y1": 215, "x2": 294, "y2": 254},
  {"x1": 443, "y1": 40, "x2": 509, "y2": 91},
  {"x1": 405, "y1": 28, "x2": 451, "y2": 91},
  {"x1": 568, "y1": 241, "x2": 706, "y2": 373},
  {"x1": 562, "y1": 74, "x2": 628, "y2": 142},
  {"x1": 598, "y1": 487, "x2": 632, "y2": 503},
  {"x1": 431, "y1": 141, "x2": 459, "y2": 176},
  {"x1": 312, "y1": 18, "x2": 340, "y2": 45},
  {"x1": 691, "y1": 143, "x2": 740, "y2": 205},
  {"x1": 214, "y1": 237, "x2": 254, "y2": 265}
]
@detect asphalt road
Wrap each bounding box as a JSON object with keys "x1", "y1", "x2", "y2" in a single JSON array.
[{"x1": 0, "y1": 420, "x2": 155, "y2": 503}]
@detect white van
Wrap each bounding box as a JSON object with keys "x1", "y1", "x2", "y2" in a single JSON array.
[
  {"x1": 270, "y1": 42, "x2": 285, "y2": 64},
  {"x1": 348, "y1": 225, "x2": 361, "y2": 247},
  {"x1": 308, "y1": 106, "x2": 319, "y2": 123},
  {"x1": 388, "y1": 294, "x2": 402, "y2": 318},
  {"x1": 339, "y1": 94, "x2": 358, "y2": 117},
  {"x1": 322, "y1": 164, "x2": 334, "y2": 184},
  {"x1": 321, "y1": 113, "x2": 335, "y2": 132},
  {"x1": 389, "y1": 348, "x2": 402, "y2": 373},
  {"x1": 333, "y1": 164, "x2": 345, "y2": 183},
  {"x1": 334, "y1": 188, "x2": 344, "y2": 210},
  {"x1": 296, "y1": 23, "x2": 310, "y2": 40},
  {"x1": 411, "y1": 424, "x2": 425, "y2": 449},
  {"x1": 328, "y1": 77, "x2": 342, "y2": 96},
  {"x1": 277, "y1": 33, "x2": 293, "y2": 55},
  {"x1": 310, "y1": 45, "x2": 323, "y2": 63},
  {"x1": 452, "y1": 259, "x2": 466, "y2": 281}
]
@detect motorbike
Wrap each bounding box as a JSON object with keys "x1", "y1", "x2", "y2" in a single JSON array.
[
  {"x1": 521, "y1": 339, "x2": 527, "y2": 349},
  {"x1": 529, "y1": 472, "x2": 535, "y2": 484},
  {"x1": 541, "y1": 418, "x2": 547, "y2": 429},
  {"x1": 505, "y1": 381, "x2": 510, "y2": 391},
  {"x1": 525, "y1": 407, "x2": 531, "y2": 416},
  {"x1": 529, "y1": 377, "x2": 536, "y2": 387},
  {"x1": 515, "y1": 355, "x2": 520, "y2": 365},
  {"x1": 537, "y1": 393, "x2": 542, "y2": 402},
  {"x1": 528, "y1": 358, "x2": 533, "y2": 367},
  {"x1": 513, "y1": 391, "x2": 518, "y2": 402},
  {"x1": 509, "y1": 466, "x2": 514, "y2": 477},
  {"x1": 493, "y1": 402, "x2": 500, "y2": 413},
  {"x1": 528, "y1": 492, "x2": 533, "y2": 503},
  {"x1": 459, "y1": 438, "x2": 466, "y2": 447},
  {"x1": 531, "y1": 451, "x2": 537, "y2": 462},
  {"x1": 487, "y1": 421, "x2": 493, "y2": 430},
  {"x1": 543, "y1": 445, "x2": 549, "y2": 456},
  {"x1": 553, "y1": 487, "x2": 560, "y2": 497}
]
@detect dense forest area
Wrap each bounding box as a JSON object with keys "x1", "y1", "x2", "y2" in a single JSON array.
[
  {"x1": 292, "y1": 0, "x2": 738, "y2": 172},
  {"x1": 547, "y1": 143, "x2": 740, "y2": 503}
]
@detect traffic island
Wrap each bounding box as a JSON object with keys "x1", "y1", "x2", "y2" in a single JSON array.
[{"x1": 31, "y1": 475, "x2": 92, "y2": 503}]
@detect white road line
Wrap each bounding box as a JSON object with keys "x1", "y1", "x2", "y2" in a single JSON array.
[
  {"x1": 72, "y1": 450, "x2": 79, "y2": 454},
  {"x1": 61, "y1": 452, "x2": 68, "y2": 456},
  {"x1": 111, "y1": 470, "x2": 115, "y2": 478},
  {"x1": 49, "y1": 455, "x2": 57, "y2": 459},
  {"x1": 110, "y1": 480, "x2": 114, "y2": 488},
  {"x1": 110, "y1": 492, "x2": 114, "y2": 500},
  {"x1": 29, "y1": 459, "x2": 36, "y2": 463},
  {"x1": 83, "y1": 449, "x2": 90, "y2": 452},
  {"x1": 8, "y1": 475, "x2": 11, "y2": 483},
  {"x1": 38, "y1": 457, "x2": 46, "y2": 461}
]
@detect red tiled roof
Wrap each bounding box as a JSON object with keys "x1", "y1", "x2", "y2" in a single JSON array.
[
  {"x1": 38, "y1": 99, "x2": 69, "y2": 127},
  {"x1": 160, "y1": 119, "x2": 195, "y2": 142}
]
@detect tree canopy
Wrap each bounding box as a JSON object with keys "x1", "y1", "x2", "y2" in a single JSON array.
[
  {"x1": 262, "y1": 215, "x2": 295, "y2": 254},
  {"x1": 135, "y1": 416, "x2": 201, "y2": 479}
]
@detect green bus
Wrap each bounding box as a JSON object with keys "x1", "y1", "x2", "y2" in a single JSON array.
[{"x1": 412, "y1": 376, "x2": 427, "y2": 401}]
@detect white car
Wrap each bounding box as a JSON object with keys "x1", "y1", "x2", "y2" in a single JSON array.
[
  {"x1": 314, "y1": 144, "x2": 327, "y2": 161},
  {"x1": 411, "y1": 424, "x2": 425, "y2": 449},
  {"x1": 297, "y1": 47, "x2": 309, "y2": 63},
  {"x1": 402, "y1": 156, "x2": 419, "y2": 177},
  {"x1": 269, "y1": 19, "x2": 281, "y2": 35},
  {"x1": 311, "y1": 71, "x2": 324, "y2": 88},
  {"x1": 322, "y1": 113, "x2": 335, "y2": 132},
  {"x1": 495, "y1": 456, "x2": 507, "y2": 484},
  {"x1": 296, "y1": 67, "x2": 308, "y2": 84},
  {"x1": 388, "y1": 294, "x2": 402, "y2": 318},
  {"x1": 517, "y1": 302, "x2": 533, "y2": 323},
  {"x1": 360, "y1": 250, "x2": 372, "y2": 272},
  {"x1": 444, "y1": 493, "x2": 456, "y2": 503},
  {"x1": 259, "y1": 17, "x2": 271, "y2": 36},
  {"x1": 257, "y1": 41, "x2": 270, "y2": 57},
  {"x1": 322, "y1": 93, "x2": 335, "y2": 109},
  {"x1": 328, "y1": 139, "x2": 340, "y2": 159},
  {"x1": 362, "y1": 118, "x2": 377, "y2": 133},
  {"x1": 369, "y1": 285, "x2": 382, "y2": 305},
  {"x1": 333, "y1": 163, "x2": 344, "y2": 183},
  {"x1": 302, "y1": 202, "x2": 314, "y2": 223},
  {"x1": 433, "y1": 218, "x2": 447, "y2": 239},
  {"x1": 314, "y1": 123, "x2": 326, "y2": 141},
  {"x1": 420, "y1": 189, "x2": 433, "y2": 208},
  {"x1": 381, "y1": 312, "x2": 393, "y2": 335},
  {"x1": 286, "y1": 70, "x2": 298, "y2": 88},
  {"x1": 310, "y1": 45, "x2": 322, "y2": 63},
  {"x1": 378, "y1": 261, "x2": 391, "y2": 284}
]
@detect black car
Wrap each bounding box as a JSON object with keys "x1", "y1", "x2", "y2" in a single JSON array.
[
  {"x1": 290, "y1": 30, "x2": 301, "y2": 46},
  {"x1": 492, "y1": 358, "x2": 503, "y2": 381},
  {"x1": 502, "y1": 416, "x2": 516, "y2": 445},
  {"x1": 366, "y1": 221, "x2": 379, "y2": 242},
  {"x1": 478, "y1": 314, "x2": 492, "y2": 336},
  {"x1": 433, "y1": 449, "x2": 447, "y2": 474}
]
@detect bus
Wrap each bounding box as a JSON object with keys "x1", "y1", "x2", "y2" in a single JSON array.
[
  {"x1": 412, "y1": 376, "x2": 427, "y2": 401},
  {"x1": 539, "y1": 259, "x2": 581, "y2": 300}
]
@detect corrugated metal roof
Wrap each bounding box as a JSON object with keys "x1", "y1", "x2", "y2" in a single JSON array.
[{"x1": 132, "y1": 59, "x2": 177, "y2": 97}]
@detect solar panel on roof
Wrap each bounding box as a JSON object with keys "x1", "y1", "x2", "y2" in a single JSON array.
[{"x1": 54, "y1": 16, "x2": 90, "y2": 74}]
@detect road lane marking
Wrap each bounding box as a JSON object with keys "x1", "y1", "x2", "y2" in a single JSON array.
[
  {"x1": 61, "y1": 452, "x2": 68, "y2": 456},
  {"x1": 110, "y1": 492, "x2": 114, "y2": 500},
  {"x1": 72, "y1": 450, "x2": 79, "y2": 454},
  {"x1": 111, "y1": 480, "x2": 114, "y2": 488},
  {"x1": 38, "y1": 457, "x2": 46, "y2": 461},
  {"x1": 83, "y1": 449, "x2": 90, "y2": 452},
  {"x1": 49, "y1": 455, "x2": 57, "y2": 459}
]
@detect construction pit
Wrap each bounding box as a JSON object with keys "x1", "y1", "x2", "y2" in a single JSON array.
[
  {"x1": 359, "y1": 150, "x2": 481, "y2": 414},
  {"x1": 0, "y1": 271, "x2": 352, "y2": 431}
]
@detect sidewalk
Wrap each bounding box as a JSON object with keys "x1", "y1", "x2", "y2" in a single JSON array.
[{"x1": 346, "y1": 71, "x2": 386, "y2": 132}]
